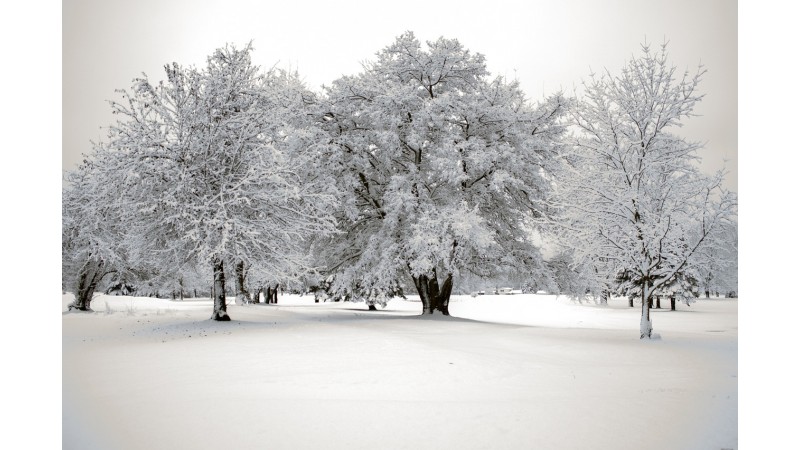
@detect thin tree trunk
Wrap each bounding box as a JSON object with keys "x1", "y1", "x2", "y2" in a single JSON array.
[
  {"x1": 211, "y1": 258, "x2": 230, "y2": 321},
  {"x1": 628, "y1": 296, "x2": 634, "y2": 308},
  {"x1": 234, "y1": 260, "x2": 251, "y2": 305},
  {"x1": 640, "y1": 280, "x2": 652, "y2": 339},
  {"x1": 272, "y1": 284, "x2": 279, "y2": 304},
  {"x1": 655, "y1": 295, "x2": 661, "y2": 309},
  {"x1": 253, "y1": 287, "x2": 262, "y2": 304},
  {"x1": 670, "y1": 295, "x2": 676, "y2": 311}
]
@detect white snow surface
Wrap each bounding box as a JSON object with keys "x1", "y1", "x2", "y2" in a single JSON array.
[{"x1": 63, "y1": 293, "x2": 737, "y2": 450}]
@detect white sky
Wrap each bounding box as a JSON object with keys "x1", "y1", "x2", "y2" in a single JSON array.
[{"x1": 62, "y1": 0, "x2": 738, "y2": 191}]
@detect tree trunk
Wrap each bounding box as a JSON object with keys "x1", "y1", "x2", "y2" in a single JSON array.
[
  {"x1": 368, "y1": 304, "x2": 377, "y2": 311},
  {"x1": 428, "y1": 270, "x2": 440, "y2": 301},
  {"x1": 670, "y1": 296, "x2": 676, "y2": 311},
  {"x1": 437, "y1": 273, "x2": 453, "y2": 315},
  {"x1": 69, "y1": 259, "x2": 105, "y2": 311},
  {"x1": 272, "y1": 284, "x2": 279, "y2": 304},
  {"x1": 234, "y1": 260, "x2": 251, "y2": 305},
  {"x1": 640, "y1": 281, "x2": 652, "y2": 339},
  {"x1": 210, "y1": 258, "x2": 230, "y2": 321},
  {"x1": 655, "y1": 295, "x2": 661, "y2": 309},
  {"x1": 253, "y1": 287, "x2": 262, "y2": 304},
  {"x1": 413, "y1": 274, "x2": 434, "y2": 314},
  {"x1": 412, "y1": 272, "x2": 453, "y2": 315},
  {"x1": 628, "y1": 296, "x2": 634, "y2": 308}
]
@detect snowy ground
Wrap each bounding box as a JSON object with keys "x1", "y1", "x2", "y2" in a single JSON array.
[{"x1": 62, "y1": 293, "x2": 737, "y2": 450}]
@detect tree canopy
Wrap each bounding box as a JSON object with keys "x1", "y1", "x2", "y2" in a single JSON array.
[{"x1": 315, "y1": 32, "x2": 566, "y2": 313}]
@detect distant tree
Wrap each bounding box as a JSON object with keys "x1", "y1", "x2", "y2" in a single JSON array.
[
  {"x1": 546, "y1": 42, "x2": 737, "y2": 338},
  {"x1": 95, "y1": 43, "x2": 336, "y2": 320},
  {"x1": 546, "y1": 251, "x2": 600, "y2": 302},
  {"x1": 317, "y1": 32, "x2": 565, "y2": 314},
  {"x1": 692, "y1": 219, "x2": 738, "y2": 298}
]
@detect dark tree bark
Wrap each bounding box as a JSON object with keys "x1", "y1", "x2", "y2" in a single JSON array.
[
  {"x1": 368, "y1": 304, "x2": 377, "y2": 311},
  {"x1": 272, "y1": 284, "x2": 279, "y2": 304},
  {"x1": 68, "y1": 259, "x2": 106, "y2": 311},
  {"x1": 670, "y1": 295, "x2": 676, "y2": 311},
  {"x1": 412, "y1": 271, "x2": 453, "y2": 315},
  {"x1": 628, "y1": 296, "x2": 634, "y2": 308},
  {"x1": 428, "y1": 271, "x2": 440, "y2": 302},
  {"x1": 655, "y1": 295, "x2": 662, "y2": 309},
  {"x1": 252, "y1": 287, "x2": 262, "y2": 304},
  {"x1": 413, "y1": 274, "x2": 433, "y2": 313},
  {"x1": 234, "y1": 260, "x2": 251, "y2": 305},
  {"x1": 438, "y1": 273, "x2": 453, "y2": 315},
  {"x1": 211, "y1": 258, "x2": 230, "y2": 321}
]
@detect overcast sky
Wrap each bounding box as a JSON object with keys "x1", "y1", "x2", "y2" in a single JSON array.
[{"x1": 63, "y1": 0, "x2": 737, "y2": 191}]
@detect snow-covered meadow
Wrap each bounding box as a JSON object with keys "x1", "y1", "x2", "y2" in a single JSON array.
[{"x1": 62, "y1": 293, "x2": 737, "y2": 449}]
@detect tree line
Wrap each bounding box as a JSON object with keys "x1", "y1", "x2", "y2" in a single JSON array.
[{"x1": 62, "y1": 33, "x2": 737, "y2": 338}]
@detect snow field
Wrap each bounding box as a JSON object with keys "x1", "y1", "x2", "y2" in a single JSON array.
[{"x1": 63, "y1": 293, "x2": 737, "y2": 450}]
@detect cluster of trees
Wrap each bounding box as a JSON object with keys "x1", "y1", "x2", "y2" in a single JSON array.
[{"x1": 62, "y1": 34, "x2": 737, "y2": 338}]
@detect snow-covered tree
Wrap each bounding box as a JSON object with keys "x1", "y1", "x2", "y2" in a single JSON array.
[
  {"x1": 691, "y1": 218, "x2": 738, "y2": 297},
  {"x1": 317, "y1": 32, "x2": 565, "y2": 314},
  {"x1": 96, "y1": 43, "x2": 337, "y2": 320},
  {"x1": 62, "y1": 151, "x2": 131, "y2": 311},
  {"x1": 546, "y1": 42, "x2": 737, "y2": 338}
]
